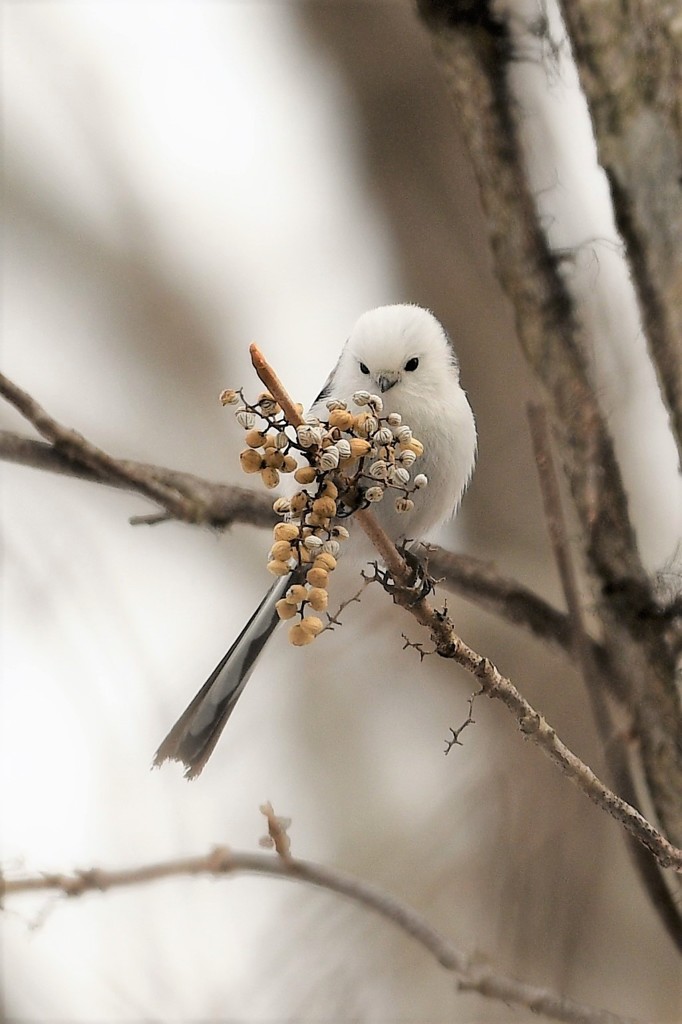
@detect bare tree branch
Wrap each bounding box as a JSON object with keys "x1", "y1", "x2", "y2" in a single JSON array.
[
  {"x1": 0, "y1": 372, "x2": 204, "y2": 522},
  {"x1": 0, "y1": 846, "x2": 641, "y2": 1024},
  {"x1": 0, "y1": 430, "x2": 275, "y2": 530}
]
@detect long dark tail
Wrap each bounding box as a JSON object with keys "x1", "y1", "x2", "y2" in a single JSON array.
[{"x1": 153, "y1": 573, "x2": 294, "y2": 778}]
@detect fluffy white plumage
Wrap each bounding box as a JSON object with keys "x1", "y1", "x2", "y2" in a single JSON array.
[{"x1": 155, "y1": 304, "x2": 476, "y2": 777}]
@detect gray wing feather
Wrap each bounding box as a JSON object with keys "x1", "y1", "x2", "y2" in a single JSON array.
[{"x1": 153, "y1": 572, "x2": 295, "y2": 778}]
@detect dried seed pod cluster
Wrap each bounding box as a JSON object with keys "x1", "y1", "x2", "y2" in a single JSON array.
[{"x1": 221, "y1": 385, "x2": 427, "y2": 646}]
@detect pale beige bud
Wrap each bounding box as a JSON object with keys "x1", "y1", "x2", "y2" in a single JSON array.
[
  {"x1": 332, "y1": 525, "x2": 350, "y2": 540},
  {"x1": 329, "y1": 409, "x2": 354, "y2": 430},
  {"x1": 220, "y1": 388, "x2": 240, "y2": 406},
  {"x1": 270, "y1": 540, "x2": 293, "y2": 562},
  {"x1": 303, "y1": 535, "x2": 323, "y2": 552},
  {"x1": 273, "y1": 497, "x2": 291, "y2": 515},
  {"x1": 365, "y1": 486, "x2": 384, "y2": 503},
  {"x1": 274, "y1": 523, "x2": 299, "y2": 542},
  {"x1": 267, "y1": 559, "x2": 291, "y2": 576},
  {"x1": 314, "y1": 552, "x2": 337, "y2": 573},
  {"x1": 313, "y1": 496, "x2": 336, "y2": 518},
  {"x1": 387, "y1": 412, "x2": 402, "y2": 426},
  {"x1": 261, "y1": 467, "x2": 280, "y2": 489},
  {"x1": 245, "y1": 429, "x2": 267, "y2": 448},
  {"x1": 294, "y1": 466, "x2": 317, "y2": 485},
  {"x1": 322, "y1": 540, "x2": 340, "y2": 557},
  {"x1": 307, "y1": 566, "x2": 329, "y2": 589},
  {"x1": 395, "y1": 497, "x2": 415, "y2": 514},
  {"x1": 335, "y1": 439, "x2": 352, "y2": 460},
  {"x1": 352, "y1": 390, "x2": 372, "y2": 406},
  {"x1": 264, "y1": 450, "x2": 285, "y2": 470},
  {"x1": 349, "y1": 438, "x2": 371, "y2": 458},
  {"x1": 276, "y1": 599, "x2": 298, "y2": 620},
  {"x1": 414, "y1": 473, "x2": 428, "y2": 489},
  {"x1": 306, "y1": 587, "x2": 328, "y2": 612},
  {"x1": 307, "y1": 513, "x2": 330, "y2": 528},
  {"x1": 239, "y1": 449, "x2": 263, "y2": 474},
  {"x1": 289, "y1": 623, "x2": 315, "y2": 646},
  {"x1": 300, "y1": 615, "x2": 324, "y2": 637}
]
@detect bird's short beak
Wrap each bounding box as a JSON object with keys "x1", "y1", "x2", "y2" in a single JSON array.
[{"x1": 377, "y1": 371, "x2": 400, "y2": 393}]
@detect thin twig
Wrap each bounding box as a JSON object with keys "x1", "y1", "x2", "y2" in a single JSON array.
[
  {"x1": 259, "y1": 802, "x2": 293, "y2": 863},
  {"x1": 323, "y1": 582, "x2": 368, "y2": 633},
  {"x1": 1, "y1": 847, "x2": 641, "y2": 1024},
  {"x1": 250, "y1": 343, "x2": 305, "y2": 428},
  {"x1": 424, "y1": 544, "x2": 621, "y2": 699}
]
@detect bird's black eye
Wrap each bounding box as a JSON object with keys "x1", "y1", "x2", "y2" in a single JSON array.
[
  {"x1": 359, "y1": 362, "x2": 370, "y2": 375},
  {"x1": 405, "y1": 357, "x2": 419, "y2": 372}
]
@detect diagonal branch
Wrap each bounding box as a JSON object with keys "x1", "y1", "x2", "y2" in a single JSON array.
[
  {"x1": 0, "y1": 372, "x2": 202, "y2": 523},
  {"x1": 423, "y1": 545, "x2": 620, "y2": 697},
  {"x1": 389, "y1": 565, "x2": 682, "y2": 872},
  {"x1": 1, "y1": 846, "x2": 641, "y2": 1024},
  {"x1": 0, "y1": 429, "x2": 276, "y2": 530}
]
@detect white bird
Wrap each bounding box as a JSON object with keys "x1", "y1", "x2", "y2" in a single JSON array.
[{"x1": 154, "y1": 304, "x2": 476, "y2": 777}]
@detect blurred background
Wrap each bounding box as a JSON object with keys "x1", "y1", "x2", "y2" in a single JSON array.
[{"x1": 2, "y1": 1, "x2": 680, "y2": 1020}]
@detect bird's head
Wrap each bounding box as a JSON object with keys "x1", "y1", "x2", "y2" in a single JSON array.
[{"x1": 336, "y1": 304, "x2": 458, "y2": 412}]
